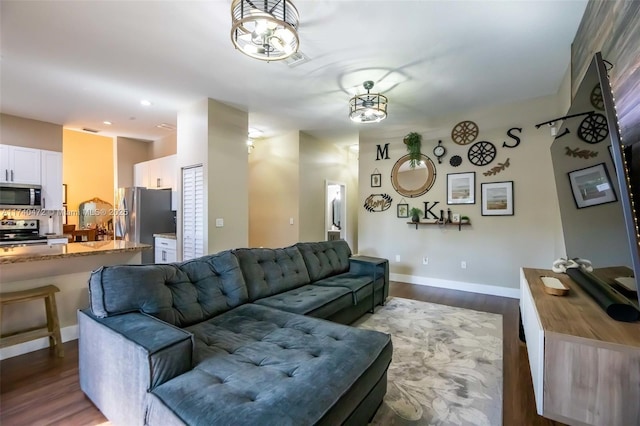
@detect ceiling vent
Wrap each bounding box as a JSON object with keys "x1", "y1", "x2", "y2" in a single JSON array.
[
  {"x1": 283, "y1": 51, "x2": 310, "y2": 67},
  {"x1": 156, "y1": 123, "x2": 176, "y2": 131},
  {"x1": 82, "y1": 127, "x2": 99, "y2": 133}
]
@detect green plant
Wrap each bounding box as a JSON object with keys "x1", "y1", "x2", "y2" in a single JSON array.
[
  {"x1": 460, "y1": 215, "x2": 470, "y2": 222},
  {"x1": 403, "y1": 132, "x2": 423, "y2": 168},
  {"x1": 409, "y1": 207, "x2": 423, "y2": 222}
]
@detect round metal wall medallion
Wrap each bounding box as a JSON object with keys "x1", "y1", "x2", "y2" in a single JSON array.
[
  {"x1": 467, "y1": 141, "x2": 497, "y2": 166},
  {"x1": 590, "y1": 84, "x2": 604, "y2": 111},
  {"x1": 449, "y1": 155, "x2": 462, "y2": 167},
  {"x1": 451, "y1": 120, "x2": 479, "y2": 145},
  {"x1": 578, "y1": 113, "x2": 608, "y2": 144}
]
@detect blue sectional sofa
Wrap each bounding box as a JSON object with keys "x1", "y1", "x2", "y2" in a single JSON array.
[{"x1": 78, "y1": 240, "x2": 391, "y2": 425}]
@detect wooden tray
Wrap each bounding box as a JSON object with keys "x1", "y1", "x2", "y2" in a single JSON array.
[{"x1": 541, "y1": 276, "x2": 569, "y2": 296}]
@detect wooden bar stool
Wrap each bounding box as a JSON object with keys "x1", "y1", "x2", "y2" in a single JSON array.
[{"x1": 0, "y1": 285, "x2": 64, "y2": 357}]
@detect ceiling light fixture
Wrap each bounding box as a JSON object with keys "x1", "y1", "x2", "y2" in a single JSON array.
[
  {"x1": 230, "y1": 0, "x2": 300, "y2": 62},
  {"x1": 248, "y1": 127, "x2": 263, "y2": 138},
  {"x1": 349, "y1": 81, "x2": 388, "y2": 124},
  {"x1": 103, "y1": 121, "x2": 112, "y2": 125},
  {"x1": 140, "y1": 100, "x2": 152, "y2": 106}
]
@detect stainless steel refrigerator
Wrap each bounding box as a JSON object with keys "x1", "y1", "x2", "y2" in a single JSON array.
[{"x1": 115, "y1": 187, "x2": 175, "y2": 264}]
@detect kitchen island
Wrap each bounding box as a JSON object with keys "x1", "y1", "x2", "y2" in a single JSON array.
[{"x1": 0, "y1": 241, "x2": 151, "y2": 359}]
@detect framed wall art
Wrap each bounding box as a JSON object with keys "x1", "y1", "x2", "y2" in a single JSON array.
[
  {"x1": 447, "y1": 172, "x2": 475, "y2": 204},
  {"x1": 371, "y1": 173, "x2": 381, "y2": 187},
  {"x1": 481, "y1": 181, "x2": 514, "y2": 216},
  {"x1": 397, "y1": 203, "x2": 409, "y2": 218},
  {"x1": 568, "y1": 162, "x2": 617, "y2": 209}
]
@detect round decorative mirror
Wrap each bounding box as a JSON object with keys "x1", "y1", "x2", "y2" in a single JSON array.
[{"x1": 391, "y1": 154, "x2": 437, "y2": 198}]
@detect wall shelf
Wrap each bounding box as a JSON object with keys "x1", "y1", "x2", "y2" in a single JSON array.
[{"x1": 407, "y1": 221, "x2": 471, "y2": 230}]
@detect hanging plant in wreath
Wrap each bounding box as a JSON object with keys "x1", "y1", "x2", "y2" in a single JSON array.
[{"x1": 403, "y1": 132, "x2": 423, "y2": 168}]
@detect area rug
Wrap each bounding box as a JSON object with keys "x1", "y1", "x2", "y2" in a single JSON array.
[{"x1": 353, "y1": 297, "x2": 503, "y2": 426}]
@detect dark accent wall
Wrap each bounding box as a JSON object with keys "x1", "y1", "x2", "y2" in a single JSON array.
[{"x1": 571, "y1": 0, "x2": 640, "y2": 144}]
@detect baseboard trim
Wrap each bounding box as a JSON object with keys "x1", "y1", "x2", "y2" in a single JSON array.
[
  {"x1": 390, "y1": 273, "x2": 520, "y2": 299},
  {"x1": 0, "y1": 324, "x2": 78, "y2": 360},
  {"x1": 0, "y1": 277, "x2": 518, "y2": 359}
]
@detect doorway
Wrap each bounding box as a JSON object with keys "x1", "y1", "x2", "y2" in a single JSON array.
[{"x1": 325, "y1": 181, "x2": 346, "y2": 241}]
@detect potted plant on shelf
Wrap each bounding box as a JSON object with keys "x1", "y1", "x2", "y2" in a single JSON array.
[
  {"x1": 460, "y1": 215, "x2": 470, "y2": 224},
  {"x1": 403, "y1": 132, "x2": 423, "y2": 168},
  {"x1": 409, "y1": 207, "x2": 423, "y2": 223}
]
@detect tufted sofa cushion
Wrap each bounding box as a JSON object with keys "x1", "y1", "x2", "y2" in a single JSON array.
[
  {"x1": 253, "y1": 284, "x2": 352, "y2": 318},
  {"x1": 88, "y1": 250, "x2": 248, "y2": 327},
  {"x1": 232, "y1": 247, "x2": 311, "y2": 302},
  {"x1": 295, "y1": 240, "x2": 352, "y2": 282},
  {"x1": 147, "y1": 303, "x2": 393, "y2": 426}
]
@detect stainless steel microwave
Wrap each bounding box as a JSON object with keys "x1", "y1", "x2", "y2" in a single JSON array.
[{"x1": 0, "y1": 183, "x2": 42, "y2": 209}]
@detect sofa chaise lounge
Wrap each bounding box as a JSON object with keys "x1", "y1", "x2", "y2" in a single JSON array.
[{"x1": 78, "y1": 240, "x2": 392, "y2": 425}]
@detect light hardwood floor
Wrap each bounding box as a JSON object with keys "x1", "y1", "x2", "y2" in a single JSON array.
[{"x1": 0, "y1": 281, "x2": 563, "y2": 425}]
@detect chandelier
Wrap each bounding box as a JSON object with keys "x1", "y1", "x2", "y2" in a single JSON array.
[
  {"x1": 349, "y1": 81, "x2": 388, "y2": 123},
  {"x1": 230, "y1": 0, "x2": 300, "y2": 61}
]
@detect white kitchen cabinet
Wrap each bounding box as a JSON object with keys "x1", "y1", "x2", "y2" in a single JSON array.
[
  {"x1": 133, "y1": 155, "x2": 178, "y2": 210},
  {"x1": 134, "y1": 162, "x2": 148, "y2": 187},
  {"x1": 0, "y1": 144, "x2": 41, "y2": 184},
  {"x1": 134, "y1": 155, "x2": 176, "y2": 189},
  {"x1": 41, "y1": 150, "x2": 63, "y2": 210},
  {"x1": 154, "y1": 237, "x2": 177, "y2": 263}
]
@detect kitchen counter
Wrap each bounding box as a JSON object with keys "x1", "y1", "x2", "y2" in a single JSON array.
[
  {"x1": 0, "y1": 240, "x2": 151, "y2": 265},
  {"x1": 0, "y1": 240, "x2": 151, "y2": 359},
  {"x1": 153, "y1": 233, "x2": 176, "y2": 240}
]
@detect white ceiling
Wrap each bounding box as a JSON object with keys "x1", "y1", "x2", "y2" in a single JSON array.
[{"x1": 1, "y1": 0, "x2": 588, "y2": 145}]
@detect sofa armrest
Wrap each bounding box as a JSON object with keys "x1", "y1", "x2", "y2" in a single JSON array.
[{"x1": 78, "y1": 309, "x2": 193, "y2": 426}]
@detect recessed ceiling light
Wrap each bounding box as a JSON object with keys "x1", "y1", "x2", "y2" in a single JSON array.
[
  {"x1": 248, "y1": 127, "x2": 263, "y2": 138},
  {"x1": 103, "y1": 121, "x2": 113, "y2": 125},
  {"x1": 140, "y1": 100, "x2": 152, "y2": 106}
]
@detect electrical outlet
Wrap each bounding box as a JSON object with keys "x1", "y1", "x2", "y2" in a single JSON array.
[
  {"x1": 422, "y1": 257, "x2": 429, "y2": 265},
  {"x1": 215, "y1": 218, "x2": 224, "y2": 227},
  {"x1": 461, "y1": 261, "x2": 467, "y2": 269},
  {"x1": 395, "y1": 255, "x2": 401, "y2": 262}
]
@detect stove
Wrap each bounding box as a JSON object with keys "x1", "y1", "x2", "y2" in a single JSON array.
[{"x1": 0, "y1": 219, "x2": 49, "y2": 246}]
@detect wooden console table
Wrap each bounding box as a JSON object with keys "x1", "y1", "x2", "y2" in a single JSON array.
[{"x1": 520, "y1": 268, "x2": 640, "y2": 426}]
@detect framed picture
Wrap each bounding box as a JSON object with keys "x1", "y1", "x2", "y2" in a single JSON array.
[
  {"x1": 397, "y1": 203, "x2": 409, "y2": 218},
  {"x1": 481, "y1": 181, "x2": 514, "y2": 216},
  {"x1": 447, "y1": 172, "x2": 475, "y2": 204},
  {"x1": 568, "y1": 163, "x2": 617, "y2": 209},
  {"x1": 371, "y1": 173, "x2": 381, "y2": 187}
]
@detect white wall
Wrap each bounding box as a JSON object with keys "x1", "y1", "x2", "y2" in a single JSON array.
[
  {"x1": 177, "y1": 98, "x2": 248, "y2": 258},
  {"x1": 358, "y1": 94, "x2": 565, "y2": 294}
]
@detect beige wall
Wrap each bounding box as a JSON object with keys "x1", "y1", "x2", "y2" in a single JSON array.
[
  {"x1": 63, "y1": 129, "x2": 114, "y2": 226},
  {"x1": 177, "y1": 98, "x2": 248, "y2": 258},
  {"x1": 247, "y1": 131, "x2": 359, "y2": 250},
  {"x1": 206, "y1": 99, "x2": 249, "y2": 253},
  {"x1": 0, "y1": 113, "x2": 62, "y2": 151},
  {"x1": 358, "y1": 94, "x2": 565, "y2": 293},
  {"x1": 115, "y1": 136, "x2": 150, "y2": 189},
  {"x1": 249, "y1": 132, "x2": 300, "y2": 248},
  {"x1": 299, "y1": 132, "x2": 358, "y2": 249},
  {"x1": 150, "y1": 132, "x2": 177, "y2": 159}
]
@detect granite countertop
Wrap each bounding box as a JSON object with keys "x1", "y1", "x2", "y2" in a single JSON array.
[
  {"x1": 0, "y1": 241, "x2": 152, "y2": 265},
  {"x1": 153, "y1": 233, "x2": 177, "y2": 240}
]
